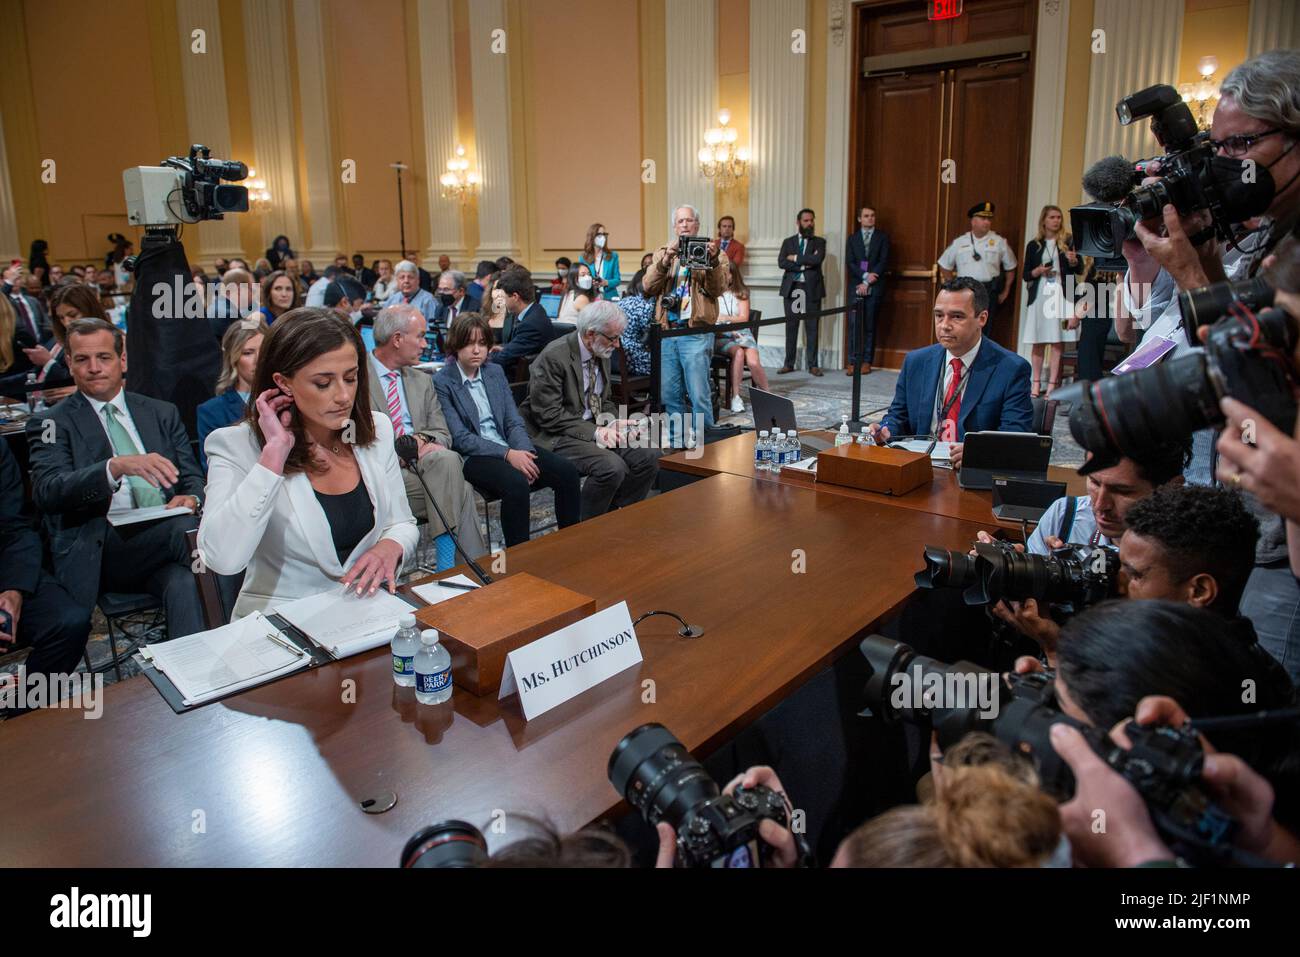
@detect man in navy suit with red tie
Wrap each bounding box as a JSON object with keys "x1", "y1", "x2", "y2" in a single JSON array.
[{"x1": 868, "y1": 277, "x2": 1032, "y2": 469}]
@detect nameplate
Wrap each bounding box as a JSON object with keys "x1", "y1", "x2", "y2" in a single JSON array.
[{"x1": 498, "y1": 602, "x2": 642, "y2": 720}]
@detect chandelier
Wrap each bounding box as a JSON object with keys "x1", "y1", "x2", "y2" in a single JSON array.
[
  {"x1": 439, "y1": 144, "x2": 480, "y2": 203},
  {"x1": 1178, "y1": 55, "x2": 1220, "y2": 130},
  {"x1": 698, "y1": 110, "x2": 750, "y2": 190},
  {"x1": 245, "y1": 167, "x2": 272, "y2": 213}
]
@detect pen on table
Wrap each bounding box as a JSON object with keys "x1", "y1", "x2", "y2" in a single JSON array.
[
  {"x1": 436, "y1": 580, "x2": 479, "y2": 592},
  {"x1": 264, "y1": 631, "x2": 306, "y2": 656}
]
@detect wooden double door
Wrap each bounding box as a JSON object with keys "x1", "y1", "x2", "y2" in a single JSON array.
[{"x1": 849, "y1": 4, "x2": 1036, "y2": 366}]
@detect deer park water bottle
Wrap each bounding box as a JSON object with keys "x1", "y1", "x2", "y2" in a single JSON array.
[
  {"x1": 755, "y1": 430, "x2": 770, "y2": 472},
  {"x1": 414, "y1": 628, "x2": 453, "y2": 705},
  {"x1": 390, "y1": 613, "x2": 420, "y2": 688}
]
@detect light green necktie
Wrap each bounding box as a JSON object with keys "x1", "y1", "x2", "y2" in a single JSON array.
[{"x1": 102, "y1": 403, "x2": 165, "y2": 508}]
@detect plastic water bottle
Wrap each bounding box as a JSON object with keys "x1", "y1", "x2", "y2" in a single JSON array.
[
  {"x1": 857, "y1": 426, "x2": 871, "y2": 445},
  {"x1": 835, "y1": 414, "x2": 852, "y2": 447},
  {"x1": 414, "y1": 628, "x2": 453, "y2": 704},
  {"x1": 390, "y1": 613, "x2": 421, "y2": 687},
  {"x1": 25, "y1": 372, "x2": 45, "y2": 412},
  {"x1": 755, "y1": 430, "x2": 771, "y2": 472},
  {"x1": 769, "y1": 431, "x2": 785, "y2": 470},
  {"x1": 786, "y1": 430, "x2": 801, "y2": 465}
]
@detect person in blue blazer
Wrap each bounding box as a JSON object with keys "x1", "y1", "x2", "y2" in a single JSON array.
[
  {"x1": 869, "y1": 277, "x2": 1032, "y2": 469},
  {"x1": 197, "y1": 320, "x2": 268, "y2": 471},
  {"x1": 435, "y1": 312, "x2": 580, "y2": 548},
  {"x1": 577, "y1": 222, "x2": 621, "y2": 300}
]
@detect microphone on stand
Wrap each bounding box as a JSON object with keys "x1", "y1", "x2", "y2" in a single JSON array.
[{"x1": 394, "y1": 434, "x2": 493, "y2": 585}]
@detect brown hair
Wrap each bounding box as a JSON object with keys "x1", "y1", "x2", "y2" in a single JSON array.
[
  {"x1": 483, "y1": 817, "x2": 631, "y2": 869},
  {"x1": 65, "y1": 317, "x2": 124, "y2": 356},
  {"x1": 217, "y1": 318, "x2": 269, "y2": 394},
  {"x1": 260, "y1": 269, "x2": 302, "y2": 319},
  {"x1": 837, "y1": 762, "x2": 1061, "y2": 868},
  {"x1": 582, "y1": 222, "x2": 608, "y2": 261},
  {"x1": 246, "y1": 308, "x2": 376, "y2": 474},
  {"x1": 0, "y1": 296, "x2": 14, "y2": 370},
  {"x1": 724, "y1": 259, "x2": 750, "y2": 300},
  {"x1": 48, "y1": 282, "x2": 109, "y2": 345},
  {"x1": 445, "y1": 311, "x2": 493, "y2": 354}
]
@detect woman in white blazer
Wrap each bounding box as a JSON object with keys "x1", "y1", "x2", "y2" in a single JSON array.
[{"x1": 199, "y1": 308, "x2": 419, "y2": 618}]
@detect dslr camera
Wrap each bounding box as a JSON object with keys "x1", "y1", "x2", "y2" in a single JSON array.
[
  {"x1": 915, "y1": 540, "x2": 1121, "y2": 608},
  {"x1": 1063, "y1": 283, "x2": 1298, "y2": 473},
  {"x1": 123, "y1": 143, "x2": 249, "y2": 229},
  {"x1": 1071, "y1": 84, "x2": 1275, "y2": 259},
  {"x1": 858, "y1": 635, "x2": 1239, "y2": 864},
  {"x1": 609, "y1": 722, "x2": 794, "y2": 868}
]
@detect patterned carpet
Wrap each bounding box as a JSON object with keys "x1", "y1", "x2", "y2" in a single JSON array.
[{"x1": 1, "y1": 356, "x2": 1083, "y2": 702}]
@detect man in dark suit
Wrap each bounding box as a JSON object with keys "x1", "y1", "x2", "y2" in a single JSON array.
[
  {"x1": 26, "y1": 318, "x2": 206, "y2": 640},
  {"x1": 778, "y1": 208, "x2": 827, "y2": 376},
  {"x1": 868, "y1": 277, "x2": 1032, "y2": 469},
  {"x1": 490, "y1": 266, "x2": 556, "y2": 378},
  {"x1": 519, "y1": 302, "x2": 659, "y2": 519},
  {"x1": 846, "y1": 205, "x2": 890, "y2": 375},
  {"x1": 0, "y1": 440, "x2": 92, "y2": 689},
  {"x1": 432, "y1": 270, "x2": 474, "y2": 331},
  {"x1": 3, "y1": 261, "x2": 49, "y2": 381}
]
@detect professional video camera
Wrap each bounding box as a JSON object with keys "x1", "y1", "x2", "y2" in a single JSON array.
[
  {"x1": 123, "y1": 143, "x2": 249, "y2": 230},
  {"x1": 914, "y1": 540, "x2": 1120, "y2": 608},
  {"x1": 858, "y1": 635, "x2": 1240, "y2": 864},
  {"x1": 608, "y1": 722, "x2": 794, "y2": 868},
  {"x1": 1061, "y1": 292, "x2": 1298, "y2": 473},
  {"x1": 1071, "y1": 84, "x2": 1275, "y2": 260}
]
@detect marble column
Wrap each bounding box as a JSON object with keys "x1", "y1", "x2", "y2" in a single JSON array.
[
  {"x1": 241, "y1": 0, "x2": 304, "y2": 252},
  {"x1": 0, "y1": 109, "x2": 19, "y2": 262},
  {"x1": 417, "y1": 0, "x2": 465, "y2": 267},
  {"x1": 818, "y1": 0, "x2": 852, "y2": 370},
  {"x1": 664, "y1": 0, "x2": 715, "y2": 237},
  {"x1": 747, "y1": 0, "x2": 808, "y2": 350},
  {"x1": 468, "y1": 0, "x2": 519, "y2": 262},
  {"x1": 1082, "y1": 0, "x2": 1184, "y2": 173},
  {"x1": 175, "y1": 0, "x2": 243, "y2": 265},
  {"x1": 293, "y1": 0, "x2": 341, "y2": 260}
]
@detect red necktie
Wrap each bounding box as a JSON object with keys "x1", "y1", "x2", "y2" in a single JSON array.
[{"x1": 940, "y1": 356, "x2": 963, "y2": 441}]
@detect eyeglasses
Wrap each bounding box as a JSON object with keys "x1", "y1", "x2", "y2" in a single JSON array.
[
  {"x1": 594, "y1": 330, "x2": 621, "y2": 343},
  {"x1": 1209, "y1": 128, "x2": 1283, "y2": 157}
]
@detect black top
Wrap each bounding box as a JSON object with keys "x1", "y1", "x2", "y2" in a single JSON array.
[{"x1": 314, "y1": 478, "x2": 375, "y2": 565}]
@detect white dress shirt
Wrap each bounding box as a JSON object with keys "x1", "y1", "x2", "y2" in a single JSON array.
[
  {"x1": 937, "y1": 231, "x2": 1017, "y2": 282},
  {"x1": 86, "y1": 388, "x2": 148, "y2": 511},
  {"x1": 305, "y1": 276, "x2": 332, "y2": 307},
  {"x1": 931, "y1": 338, "x2": 982, "y2": 433}
]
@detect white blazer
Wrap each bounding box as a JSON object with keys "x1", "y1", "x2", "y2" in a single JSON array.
[{"x1": 199, "y1": 411, "x2": 420, "y2": 619}]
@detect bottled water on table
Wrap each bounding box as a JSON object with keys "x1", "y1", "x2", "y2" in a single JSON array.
[
  {"x1": 755, "y1": 430, "x2": 771, "y2": 472},
  {"x1": 786, "y1": 430, "x2": 801, "y2": 464},
  {"x1": 390, "y1": 613, "x2": 421, "y2": 687},
  {"x1": 414, "y1": 628, "x2": 453, "y2": 704},
  {"x1": 857, "y1": 427, "x2": 871, "y2": 445}
]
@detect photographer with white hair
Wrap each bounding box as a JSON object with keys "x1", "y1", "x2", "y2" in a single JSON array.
[{"x1": 643, "y1": 204, "x2": 730, "y2": 447}]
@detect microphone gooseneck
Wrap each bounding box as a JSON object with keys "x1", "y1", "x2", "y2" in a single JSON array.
[{"x1": 394, "y1": 434, "x2": 493, "y2": 585}]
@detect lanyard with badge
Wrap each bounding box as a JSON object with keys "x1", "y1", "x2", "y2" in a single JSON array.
[{"x1": 933, "y1": 361, "x2": 969, "y2": 427}]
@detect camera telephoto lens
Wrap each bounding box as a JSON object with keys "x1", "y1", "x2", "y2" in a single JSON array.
[
  {"x1": 608, "y1": 723, "x2": 720, "y2": 829},
  {"x1": 1178, "y1": 276, "x2": 1274, "y2": 332},
  {"x1": 400, "y1": 820, "x2": 490, "y2": 868},
  {"x1": 913, "y1": 545, "x2": 980, "y2": 591}
]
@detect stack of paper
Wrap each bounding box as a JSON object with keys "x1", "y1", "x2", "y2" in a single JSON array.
[
  {"x1": 107, "y1": 504, "x2": 193, "y2": 527},
  {"x1": 891, "y1": 438, "x2": 954, "y2": 464},
  {"x1": 144, "y1": 611, "x2": 310, "y2": 706},
  {"x1": 272, "y1": 588, "x2": 418, "y2": 659},
  {"x1": 409, "y1": 574, "x2": 480, "y2": 606}
]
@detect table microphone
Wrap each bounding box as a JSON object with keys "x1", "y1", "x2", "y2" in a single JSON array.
[{"x1": 394, "y1": 434, "x2": 493, "y2": 585}]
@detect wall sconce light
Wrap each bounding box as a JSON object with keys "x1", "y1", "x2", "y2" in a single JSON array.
[
  {"x1": 698, "y1": 109, "x2": 750, "y2": 190},
  {"x1": 439, "y1": 145, "x2": 480, "y2": 204},
  {"x1": 245, "y1": 167, "x2": 272, "y2": 213}
]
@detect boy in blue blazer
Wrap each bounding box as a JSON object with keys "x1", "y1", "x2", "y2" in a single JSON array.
[{"x1": 869, "y1": 277, "x2": 1033, "y2": 469}]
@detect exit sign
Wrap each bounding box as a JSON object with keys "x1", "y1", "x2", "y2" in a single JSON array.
[{"x1": 928, "y1": 0, "x2": 964, "y2": 20}]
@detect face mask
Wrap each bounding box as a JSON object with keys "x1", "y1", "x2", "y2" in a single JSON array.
[
  {"x1": 577, "y1": 275, "x2": 593, "y2": 290},
  {"x1": 595, "y1": 234, "x2": 607, "y2": 249},
  {"x1": 558, "y1": 268, "x2": 570, "y2": 278},
  {"x1": 438, "y1": 293, "x2": 456, "y2": 307}
]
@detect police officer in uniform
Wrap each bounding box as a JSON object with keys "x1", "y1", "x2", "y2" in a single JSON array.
[{"x1": 938, "y1": 202, "x2": 1017, "y2": 328}]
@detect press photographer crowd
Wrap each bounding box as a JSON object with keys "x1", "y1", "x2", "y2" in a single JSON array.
[{"x1": 5, "y1": 40, "x2": 1300, "y2": 877}]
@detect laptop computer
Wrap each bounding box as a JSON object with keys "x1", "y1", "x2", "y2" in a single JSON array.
[
  {"x1": 991, "y1": 476, "x2": 1068, "y2": 523},
  {"x1": 749, "y1": 388, "x2": 833, "y2": 458},
  {"x1": 958, "y1": 431, "x2": 1053, "y2": 490},
  {"x1": 539, "y1": 293, "x2": 562, "y2": 318}
]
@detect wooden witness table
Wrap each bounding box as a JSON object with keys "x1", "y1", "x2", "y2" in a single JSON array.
[
  {"x1": 0, "y1": 472, "x2": 997, "y2": 867},
  {"x1": 661, "y1": 431, "x2": 1086, "y2": 529}
]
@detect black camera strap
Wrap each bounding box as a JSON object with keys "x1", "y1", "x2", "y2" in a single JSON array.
[{"x1": 1057, "y1": 495, "x2": 1078, "y2": 541}]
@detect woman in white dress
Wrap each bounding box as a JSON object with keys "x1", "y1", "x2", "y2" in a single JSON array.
[{"x1": 1021, "y1": 205, "x2": 1084, "y2": 397}]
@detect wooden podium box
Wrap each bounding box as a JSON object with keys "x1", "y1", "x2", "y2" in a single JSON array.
[
  {"x1": 815, "y1": 443, "x2": 933, "y2": 496},
  {"x1": 414, "y1": 573, "x2": 596, "y2": 696}
]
